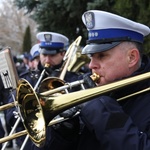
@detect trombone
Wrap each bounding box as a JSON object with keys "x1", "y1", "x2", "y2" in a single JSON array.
[{"x1": 0, "y1": 72, "x2": 150, "y2": 147}]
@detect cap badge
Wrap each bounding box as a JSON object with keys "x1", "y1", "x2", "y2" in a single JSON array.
[
  {"x1": 84, "y1": 12, "x2": 95, "y2": 29},
  {"x1": 44, "y1": 34, "x2": 52, "y2": 42}
]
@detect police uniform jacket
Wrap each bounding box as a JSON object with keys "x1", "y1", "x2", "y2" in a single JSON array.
[{"x1": 31, "y1": 54, "x2": 150, "y2": 150}]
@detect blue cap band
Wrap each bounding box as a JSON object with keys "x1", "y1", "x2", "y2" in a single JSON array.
[
  {"x1": 33, "y1": 51, "x2": 40, "y2": 58},
  {"x1": 88, "y1": 29, "x2": 144, "y2": 43},
  {"x1": 40, "y1": 42, "x2": 64, "y2": 49}
]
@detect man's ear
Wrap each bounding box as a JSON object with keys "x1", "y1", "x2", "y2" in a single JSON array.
[
  {"x1": 60, "y1": 51, "x2": 66, "y2": 56},
  {"x1": 128, "y1": 49, "x2": 140, "y2": 67}
]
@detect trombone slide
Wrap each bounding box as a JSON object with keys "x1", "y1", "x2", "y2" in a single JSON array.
[
  {"x1": 0, "y1": 101, "x2": 17, "y2": 111},
  {"x1": 1, "y1": 72, "x2": 150, "y2": 146}
]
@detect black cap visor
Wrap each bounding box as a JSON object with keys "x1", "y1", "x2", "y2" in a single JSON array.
[
  {"x1": 40, "y1": 48, "x2": 65, "y2": 55},
  {"x1": 82, "y1": 42, "x2": 121, "y2": 54}
]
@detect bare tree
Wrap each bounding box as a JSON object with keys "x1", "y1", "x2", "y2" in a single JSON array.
[{"x1": 0, "y1": 0, "x2": 38, "y2": 55}]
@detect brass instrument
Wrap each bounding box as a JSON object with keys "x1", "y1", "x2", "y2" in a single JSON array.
[
  {"x1": 59, "y1": 36, "x2": 82, "y2": 79},
  {"x1": 67, "y1": 47, "x2": 90, "y2": 72},
  {"x1": 0, "y1": 72, "x2": 150, "y2": 147},
  {"x1": 18, "y1": 63, "x2": 51, "y2": 150}
]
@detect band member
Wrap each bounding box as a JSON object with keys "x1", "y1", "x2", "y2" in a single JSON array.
[
  {"x1": 30, "y1": 43, "x2": 40, "y2": 70},
  {"x1": 32, "y1": 10, "x2": 150, "y2": 150},
  {"x1": 6, "y1": 32, "x2": 82, "y2": 149},
  {"x1": 36, "y1": 31, "x2": 80, "y2": 83}
]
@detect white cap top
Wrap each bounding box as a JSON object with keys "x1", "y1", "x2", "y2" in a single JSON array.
[
  {"x1": 30, "y1": 43, "x2": 40, "y2": 60},
  {"x1": 81, "y1": 10, "x2": 150, "y2": 54},
  {"x1": 36, "y1": 32, "x2": 69, "y2": 54}
]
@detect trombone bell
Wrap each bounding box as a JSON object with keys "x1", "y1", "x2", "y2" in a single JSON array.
[
  {"x1": 17, "y1": 79, "x2": 46, "y2": 147},
  {"x1": 38, "y1": 77, "x2": 65, "y2": 93}
]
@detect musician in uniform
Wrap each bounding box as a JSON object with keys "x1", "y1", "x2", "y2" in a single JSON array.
[
  {"x1": 6, "y1": 32, "x2": 82, "y2": 149},
  {"x1": 30, "y1": 43, "x2": 40, "y2": 71},
  {"x1": 32, "y1": 10, "x2": 150, "y2": 150},
  {"x1": 17, "y1": 52, "x2": 31, "y2": 75},
  {"x1": 36, "y1": 31, "x2": 81, "y2": 83}
]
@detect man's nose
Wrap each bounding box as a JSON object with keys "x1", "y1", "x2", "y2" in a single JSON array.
[
  {"x1": 45, "y1": 55, "x2": 52, "y2": 62},
  {"x1": 89, "y1": 58, "x2": 99, "y2": 69}
]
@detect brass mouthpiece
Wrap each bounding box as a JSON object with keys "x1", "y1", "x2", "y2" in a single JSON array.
[
  {"x1": 90, "y1": 73, "x2": 100, "y2": 83},
  {"x1": 45, "y1": 63, "x2": 50, "y2": 68}
]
